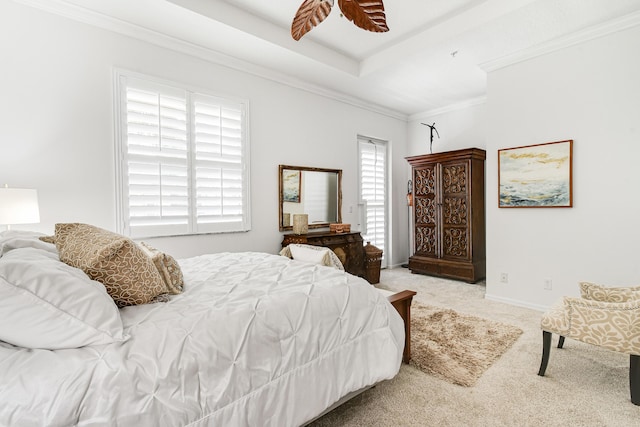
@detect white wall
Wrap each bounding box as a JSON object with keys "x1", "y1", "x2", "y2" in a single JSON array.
[
  {"x1": 407, "y1": 102, "x2": 487, "y2": 157},
  {"x1": 0, "y1": 1, "x2": 408, "y2": 264},
  {"x1": 406, "y1": 25, "x2": 640, "y2": 310},
  {"x1": 485, "y1": 24, "x2": 640, "y2": 310}
]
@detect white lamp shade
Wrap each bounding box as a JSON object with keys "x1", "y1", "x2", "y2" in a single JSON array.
[{"x1": 0, "y1": 188, "x2": 41, "y2": 225}]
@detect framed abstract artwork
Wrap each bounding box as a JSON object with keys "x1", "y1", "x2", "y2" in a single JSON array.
[
  {"x1": 498, "y1": 140, "x2": 573, "y2": 208},
  {"x1": 282, "y1": 169, "x2": 301, "y2": 203}
]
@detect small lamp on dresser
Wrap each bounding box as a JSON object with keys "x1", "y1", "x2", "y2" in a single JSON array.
[
  {"x1": 292, "y1": 214, "x2": 308, "y2": 235},
  {"x1": 0, "y1": 185, "x2": 41, "y2": 230}
]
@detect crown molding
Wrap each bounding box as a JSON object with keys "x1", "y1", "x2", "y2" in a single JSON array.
[
  {"x1": 12, "y1": 0, "x2": 408, "y2": 121},
  {"x1": 480, "y1": 10, "x2": 640, "y2": 72},
  {"x1": 409, "y1": 96, "x2": 486, "y2": 122}
]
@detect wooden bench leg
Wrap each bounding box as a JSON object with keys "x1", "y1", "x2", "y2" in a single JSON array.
[
  {"x1": 538, "y1": 331, "x2": 552, "y2": 376},
  {"x1": 387, "y1": 290, "x2": 417, "y2": 364},
  {"x1": 558, "y1": 335, "x2": 565, "y2": 349},
  {"x1": 631, "y1": 354, "x2": 640, "y2": 405}
]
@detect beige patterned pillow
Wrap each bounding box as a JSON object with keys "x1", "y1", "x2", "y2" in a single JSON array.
[
  {"x1": 138, "y1": 242, "x2": 184, "y2": 295},
  {"x1": 54, "y1": 223, "x2": 167, "y2": 307},
  {"x1": 579, "y1": 282, "x2": 640, "y2": 303},
  {"x1": 38, "y1": 235, "x2": 56, "y2": 244}
]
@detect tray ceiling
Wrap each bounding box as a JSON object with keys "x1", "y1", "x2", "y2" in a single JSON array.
[{"x1": 16, "y1": 0, "x2": 640, "y2": 118}]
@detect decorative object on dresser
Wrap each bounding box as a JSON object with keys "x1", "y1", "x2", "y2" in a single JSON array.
[
  {"x1": 292, "y1": 213, "x2": 308, "y2": 235},
  {"x1": 279, "y1": 165, "x2": 342, "y2": 232},
  {"x1": 406, "y1": 148, "x2": 486, "y2": 283},
  {"x1": 282, "y1": 230, "x2": 368, "y2": 281},
  {"x1": 329, "y1": 223, "x2": 351, "y2": 233}
]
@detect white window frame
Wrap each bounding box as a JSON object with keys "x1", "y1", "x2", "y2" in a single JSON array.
[
  {"x1": 113, "y1": 69, "x2": 251, "y2": 238},
  {"x1": 358, "y1": 136, "x2": 388, "y2": 268}
]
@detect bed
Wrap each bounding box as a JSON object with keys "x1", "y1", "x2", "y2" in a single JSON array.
[{"x1": 0, "y1": 228, "x2": 404, "y2": 426}]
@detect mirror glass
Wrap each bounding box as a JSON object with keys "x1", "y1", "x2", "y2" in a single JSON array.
[{"x1": 279, "y1": 165, "x2": 342, "y2": 231}]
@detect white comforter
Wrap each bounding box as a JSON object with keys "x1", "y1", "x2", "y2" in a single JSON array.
[{"x1": 0, "y1": 252, "x2": 404, "y2": 426}]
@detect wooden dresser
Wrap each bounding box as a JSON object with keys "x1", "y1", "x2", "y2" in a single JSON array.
[
  {"x1": 281, "y1": 231, "x2": 367, "y2": 279},
  {"x1": 406, "y1": 148, "x2": 486, "y2": 283}
]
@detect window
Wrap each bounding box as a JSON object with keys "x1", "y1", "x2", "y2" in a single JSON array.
[
  {"x1": 358, "y1": 137, "x2": 387, "y2": 267},
  {"x1": 114, "y1": 71, "x2": 250, "y2": 238}
]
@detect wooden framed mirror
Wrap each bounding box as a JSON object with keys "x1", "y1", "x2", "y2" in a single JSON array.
[{"x1": 279, "y1": 165, "x2": 342, "y2": 232}]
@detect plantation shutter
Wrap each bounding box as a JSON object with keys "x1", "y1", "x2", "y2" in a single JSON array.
[
  {"x1": 117, "y1": 73, "x2": 250, "y2": 238},
  {"x1": 358, "y1": 138, "x2": 387, "y2": 266},
  {"x1": 124, "y1": 80, "x2": 190, "y2": 236},
  {"x1": 192, "y1": 94, "x2": 245, "y2": 232}
]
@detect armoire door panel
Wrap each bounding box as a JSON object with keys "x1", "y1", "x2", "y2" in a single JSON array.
[
  {"x1": 414, "y1": 166, "x2": 436, "y2": 196},
  {"x1": 442, "y1": 227, "x2": 469, "y2": 260},
  {"x1": 442, "y1": 162, "x2": 468, "y2": 195},
  {"x1": 415, "y1": 196, "x2": 437, "y2": 225},
  {"x1": 415, "y1": 225, "x2": 437, "y2": 256},
  {"x1": 442, "y1": 196, "x2": 468, "y2": 226}
]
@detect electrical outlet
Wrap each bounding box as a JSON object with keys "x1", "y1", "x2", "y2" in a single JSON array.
[
  {"x1": 500, "y1": 273, "x2": 508, "y2": 283},
  {"x1": 544, "y1": 279, "x2": 553, "y2": 290}
]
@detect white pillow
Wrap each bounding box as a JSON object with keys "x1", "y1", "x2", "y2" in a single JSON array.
[
  {"x1": 289, "y1": 244, "x2": 332, "y2": 266},
  {"x1": 0, "y1": 230, "x2": 57, "y2": 257},
  {"x1": 0, "y1": 248, "x2": 128, "y2": 349}
]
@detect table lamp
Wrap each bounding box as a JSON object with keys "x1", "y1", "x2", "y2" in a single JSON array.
[{"x1": 0, "y1": 185, "x2": 40, "y2": 230}]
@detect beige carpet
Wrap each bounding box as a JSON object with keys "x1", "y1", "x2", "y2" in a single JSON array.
[
  {"x1": 309, "y1": 268, "x2": 640, "y2": 427},
  {"x1": 410, "y1": 303, "x2": 523, "y2": 387}
]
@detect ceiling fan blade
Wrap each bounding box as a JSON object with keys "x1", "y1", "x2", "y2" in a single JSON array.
[
  {"x1": 337, "y1": 0, "x2": 388, "y2": 33},
  {"x1": 291, "y1": 0, "x2": 334, "y2": 41}
]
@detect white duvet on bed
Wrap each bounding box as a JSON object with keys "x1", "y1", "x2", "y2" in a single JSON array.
[{"x1": 0, "y1": 251, "x2": 404, "y2": 427}]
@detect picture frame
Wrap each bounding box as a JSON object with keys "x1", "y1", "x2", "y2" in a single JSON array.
[
  {"x1": 498, "y1": 140, "x2": 573, "y2": 208},
  {"x1": 282, "y1": 169, "x2": 301, "y2": 203}
]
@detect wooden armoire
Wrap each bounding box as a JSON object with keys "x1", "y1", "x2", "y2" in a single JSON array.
[{"x1": 406, "y1": 148, "x2": 486, "y2": 283}]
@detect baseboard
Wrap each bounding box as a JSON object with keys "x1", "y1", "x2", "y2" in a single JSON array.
[
  {"x1": 386, "y1": 263, "x2": 409, "y2": 270},
  {"x1": 484, "y1": 293, "x2": 548, "y2": 312}
]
